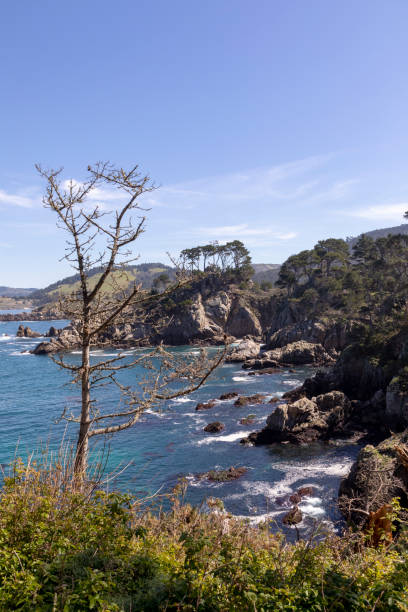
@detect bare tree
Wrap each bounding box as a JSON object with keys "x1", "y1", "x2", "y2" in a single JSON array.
[{"x1": 36, "y1": 162, "x2": 226, "y2": 479}]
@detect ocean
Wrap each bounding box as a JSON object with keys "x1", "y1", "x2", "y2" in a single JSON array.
[{"x1": 0, "y1": 315, "x2": 360, "y2": 536}]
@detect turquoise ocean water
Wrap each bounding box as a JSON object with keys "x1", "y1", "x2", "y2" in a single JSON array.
[{"x1": 0, "y1": 315, "x2": 359, "y2": 535}]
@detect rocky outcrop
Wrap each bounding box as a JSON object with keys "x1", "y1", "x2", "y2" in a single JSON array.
[
  {"x1": 226, "y1": 338, "x2": 261, "y2": 362},
  {"x1": 204, "y1": 421, "x2": 225, "y2": 433},
  {"x1": 234, "y1": 394, "x2": 267, "y2": 407},
  {"x1": 264, "y1": 341, "x2": 334, "y2": 366},
  {"x1": 16, "y1": 325, "x2": 42, "y2": 338},
  {"x1": 243, "y1": 391, "x2": 352, "y2": 445},
  {"x1": 225, "y1": 299, "x2": 262, "y2": 338},
  {"x1": 31, "y1": 324, "x2": 81, "y2": 354},
  {"x1": 195, "y1": 400, "x2": 217, "y2": 411},
  {"x1": 282, "y1": 506, "x2": 302, "y2": 525},
  {"x1": 243, "y1": 341, "x2": 334, "y2": 369},
  {"x1": 385, "y1": 377, "x2": 408, "y2": 429},
  {"x1": 266, "y1": 318, "x2": 364, "y2": 353},
  {"x1": 219, "y1": 392, "x2": 238, "y2": 401},
  {"x1": 339, "y1": 433, "x2": 408, "y2": 527}
]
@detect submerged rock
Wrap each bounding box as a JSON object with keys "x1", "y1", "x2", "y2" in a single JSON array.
[
  {"x1": 219, "y1": 392, "x2": 239, "y2": 401},
  {"x1": 239, "y1": 414, "x2": 256, "y2": 425},
  {"x1": 202, "y1": 466, "x2": 248, "y2": 482},
  {"x1": 204, "y1": 421, "x2": 225, "y2": 433},
  {"x1": 234, "y1": 394, "x2": 267, "y2": 407},
  {"x1": 195, "y1": 400, "x2": 217, "y2": 411},
  {"x1": 282, "y1": 506, "x2": 302, "y2": 525}
]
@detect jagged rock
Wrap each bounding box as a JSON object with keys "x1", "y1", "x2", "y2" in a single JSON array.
[
  {"x1": 195, "y1": 400, "x2": 217, "y2": 411},
  {"x1": 386, "y1": 379, "x2": 408, "y2": 428},
  {"x1": 282, "y1": 506, "x2": 302, "y2": 525},
  {"x1": 289, "y1": 493, "x2": 302, "y2": 504},
  {"x1": 16, "y1": 325, "x2": 42, "y2": 338},
  {"x1": 203, "y1": 466, "x2": 248, "y2": 482},
  {"x1": 31, "y1": 341, "x2": 59, "y2": 355},
  {"x1": 240, "y1": 414, "x2": 256, "y2": 425},
  {"x1": 226, "y1": 338, "x2": 260, "y2": 362},
  {"x1": 204, "y1": 421, "x2": 225, "y2": 433},
  {"x1": 225, "y1": 299, "x2": 262, "y2": 338},
  {"x1": 46, "y1": 326, "x2": 60, "y2": 337},
  {"x1": 234, "y1": 394, "x2": 266, "y2": 407},
  {"x1": 262, "y1": 341, "x2": 335, "y2": 366},
  {"x1": 298, "y1": 486, "x2": 314, "y2": 497},
  {"x1": 266, "y1": 317, "x2": 364, "y2": 353},
  {"x1": 339, "y1": 432, "x2": 408, "y2": 527},
  {"x1": 244, "y1": 391, "x2": 351, "y2": 445},
  {"x1": 242, "y1": 358, "x2": 280, "y2": 370},
  {"x1": 219, "y1": 392, "x2": 239, "y2": 401},
  {"x1": 248, "y1": 368, "x2": 281, "y2": 376}
]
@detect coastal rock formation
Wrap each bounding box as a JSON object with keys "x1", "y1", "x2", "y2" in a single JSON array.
[
  {"x1": 226, "y1": 338, "x2": 260, "y2": 362},
  {"x1": 263, "y1": 341, "x2": 334, "y2": 366},
  {"x1": 234, "y1": 393, "x2": 267, "y2": 407},
  {"x1": 219, "y1": 392, "x2": 238, "y2": 401},
  {"x1": 204, "y1": 421, "x2": 225, "y2": 433},
  {"x1": 266, "y1": 318, "x2": 363, "y2": 353},
  {"x1": 339, "y1": 433, "x2": 408, "y2": 527},
  {"x1": 195, "y1": 400, "x2": 217, "y2": 411},
  {"x1": 31, "y1": 277, "x2": 269, "y2": 353},
  {"x1": 243, "y1": 341, "x2": 334, "y2": 369},
  {"x1": 282, "y1": 506, "x2": 302, "y2": 525},
  {"x1": 31, "y1": 324, "x2": 81, "y2": 354},
  {"x1": 385, "y1": 378, "x2": 408, "y2": 429},
  {"x1": 16, "y1": 325, "x2": 42, "y2": 338},
  {"x1": 243, "y1": 391, "x2": 352, "y2": 445}
]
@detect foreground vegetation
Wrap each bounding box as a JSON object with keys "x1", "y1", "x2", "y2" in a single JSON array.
[{"x1": 1, "y1": 456, "x2": 408, "y2": 611}]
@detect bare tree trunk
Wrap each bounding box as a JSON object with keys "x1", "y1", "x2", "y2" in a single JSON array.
[{"x1": 74, "y1": 333, "x2": 91, "y2": 478}]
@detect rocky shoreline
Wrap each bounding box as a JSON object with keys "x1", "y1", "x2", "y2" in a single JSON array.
[{"x1": 9, "y1": 282, "x2": 408, "y2": 533}]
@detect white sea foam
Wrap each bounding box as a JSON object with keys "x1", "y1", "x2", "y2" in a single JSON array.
[
  {"x1": 195, "y1": 430, "x2": 251, "y2": 445},
  {"x1": 282, "y1": 379, "x2": 301, "y2": 386},
  {"x1": 144, "y1": 409, "x2": 166, "y2": 418},
  {"x1": 171, "y1": 397, "x2": 194, "y2": 403},
  {"x1": 0, "y1": 335, "x2": 11, "y2": 341},
  {"x1": 233, "y1": 511, "x2": 283, "y2": 525},
  {"x1": 10, "y1": 350, "x2": 32, "y2": 356}
]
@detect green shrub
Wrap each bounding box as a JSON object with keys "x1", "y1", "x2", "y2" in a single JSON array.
[{"x1": 0, "y1": 456, "x2": 408, "y2": 610}]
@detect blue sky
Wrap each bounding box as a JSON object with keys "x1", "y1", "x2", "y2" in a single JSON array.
[{"x1": 1, "y1": 0, "x2": 408, "y2": 287}]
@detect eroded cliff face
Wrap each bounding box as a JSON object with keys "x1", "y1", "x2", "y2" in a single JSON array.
[{"x1": 31, "y1": 278, "x2": 274, "y2": 352}]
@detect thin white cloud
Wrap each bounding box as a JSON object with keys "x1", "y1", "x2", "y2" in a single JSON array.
[
  {"x1": 152, "y1": 154, "x2": 336, "y2": 207},
  {"x1": 0, "y1": 189, "x2": 37, "y2": 208},
  {"x1": 202, "y1": 224, "x2": 272, "y2": 237},
  {"x1": 347, "y1": 202, "x2": 408, "y2": 221},
  {"x1": 276, "y1": 232, "x2": 297, "y2": 240},
  {"x1": 197, "y1": 224, "x2": 298, "y2": 242}
]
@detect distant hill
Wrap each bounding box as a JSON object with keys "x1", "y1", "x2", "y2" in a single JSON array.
[
  {"x1": 30, "y1": 263, "x2": 176, "y2": 305},
  {"x1": 0, "y1": 286, "x2": 38, "y2": 297},
  {"x1": 347, "y1": 223, "x2": 408, "y2": 248},
  {"x1": 251, "y1": 263, "x2": 281, "y2": 285}
]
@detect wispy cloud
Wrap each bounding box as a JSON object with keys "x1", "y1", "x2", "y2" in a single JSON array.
[
  {"x1": 0, "y1": 189, "x2": 37, "y2": 208},
  {"x1": 346, "y1": 202, "x2": 408, "y2": 222},
  {"x1": 150, "y1": 154, "x2": 337, "y2": 208},
  {"x1": 202, "y1": 223, "x2": 272, "y2": 238},
  {"x1": 197, "y1": 223, "x2": 298, "y2": 243}
]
